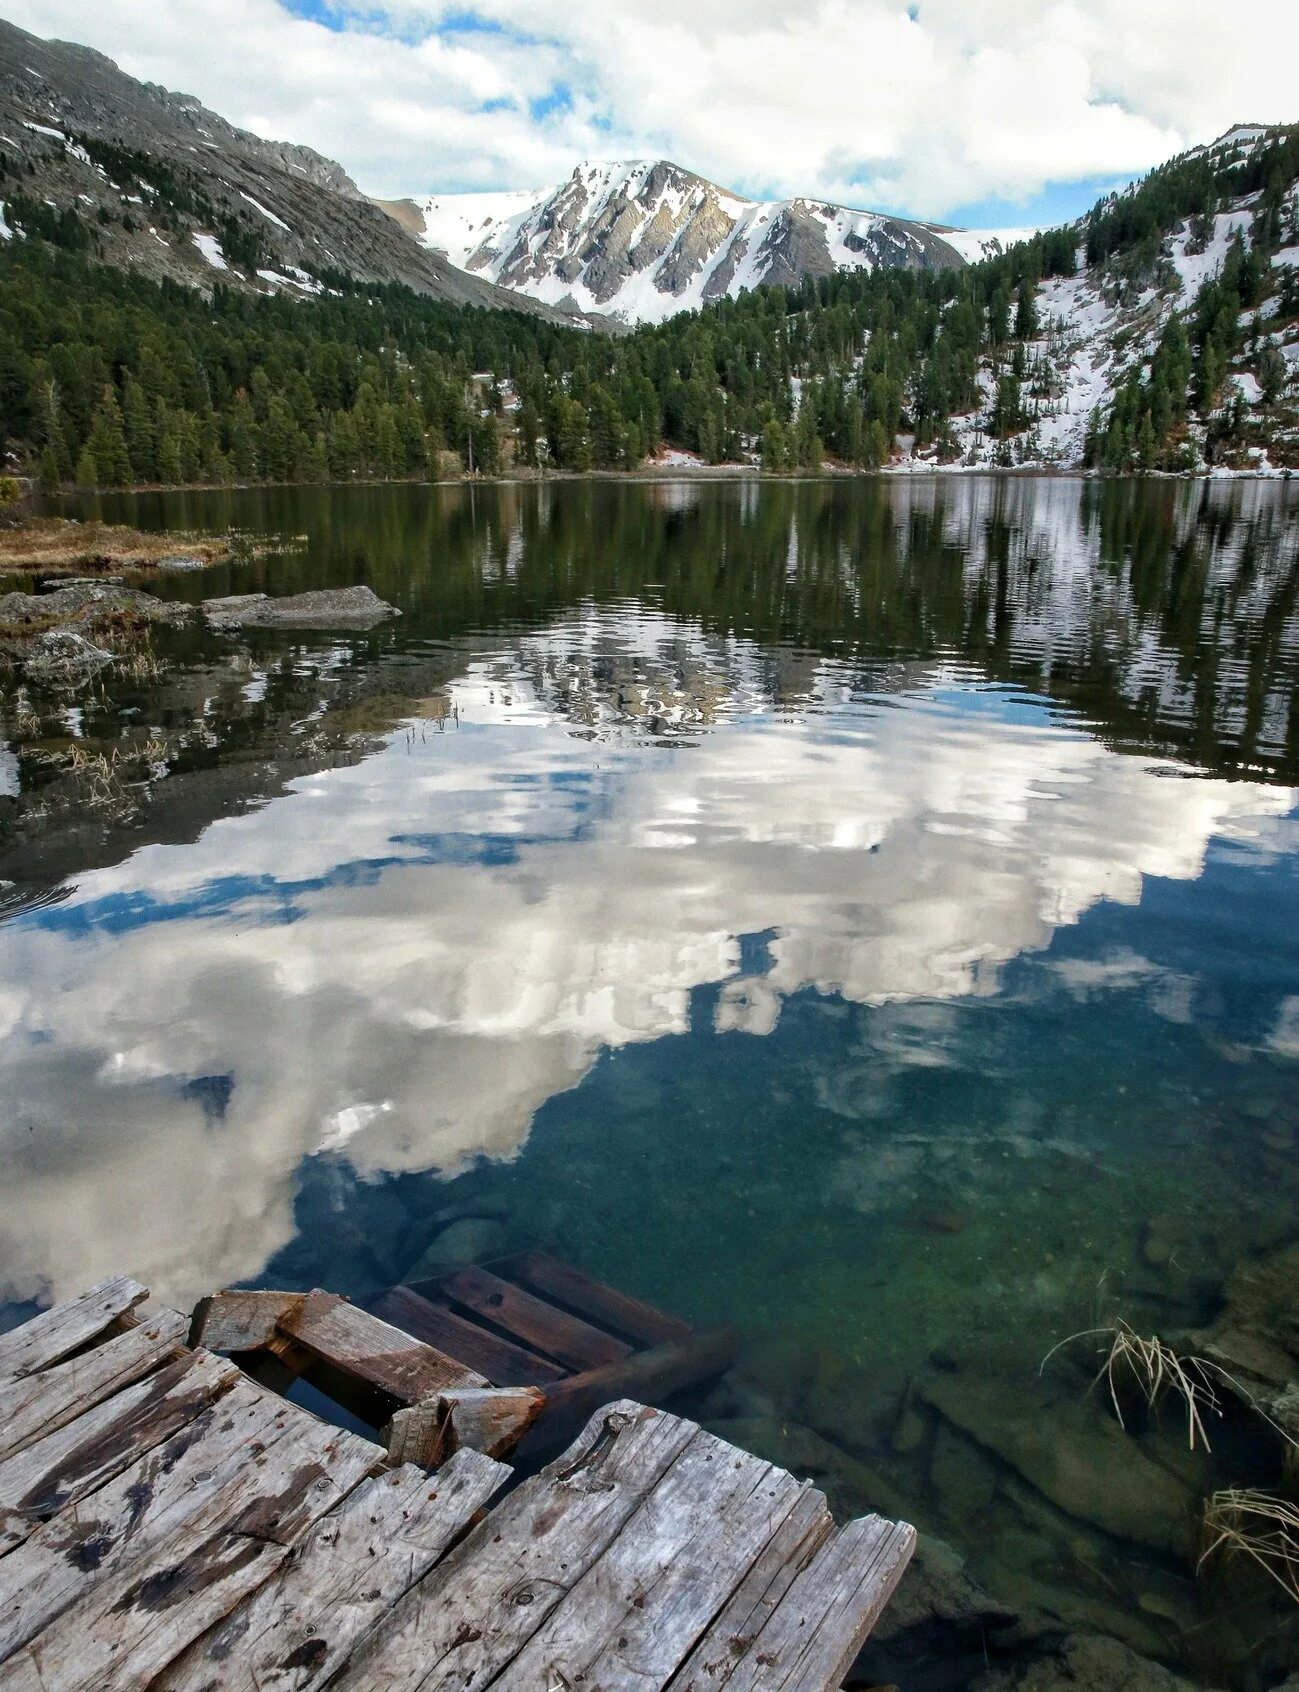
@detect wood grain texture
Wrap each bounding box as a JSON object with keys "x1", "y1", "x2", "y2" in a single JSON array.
[
  {"x1": 0, "y1": 1399, "x2": 382, "y2": 1691},
  {"x1": 714, "y1": 1514, "x2": 917, "y2": 1691},
  {"x1": 155, "y1": 1449, "x2": 508, "y2": 1692},
  {"x1": 438, "y1": 1265, "x2": 633, "y2": 1371},
  {"x1": 372, "y1": 1288, "x2": 565, "y2": 1387},
  {"x1": 277, "y1": 1293, "x2": 486, "y2": 1402},
  {"x1": 492, "y1": 1430, "x2": 808, "y2": 1690},
  {"x1": 0, "y1": 1278, "x2": 149, "y2": 1383},
  {"x1": 328, "y1": 1401, "x2": 697, "y2": 1691},
  {"x1": 0, "y1": 1348, "x2": 239, "y2": 1556},
  {"x1": 0, "y1": 1310, "x2": 189, "y2": 1465},
  {"x1": 188, "y1": 1291, "x2": 306, "y2": 1354},
  {"x1": 507, "y1": 1251, "x2": 692, "y2": 1348}
]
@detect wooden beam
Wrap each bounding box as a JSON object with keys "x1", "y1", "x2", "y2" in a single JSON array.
[
  {"x1": 188, "y1": 1290, "x2": 306, "y2": 1354},
  {"x1": 517, "y1": 1327, "x2": 739, "y2": 1456},
  {"x1": 0, "y1": 1278, "x2": 149, "y2": 1383},
  {"x1": 277, "y1": 1292, "x2": 487, "y2": 1403},
  {"x1": 506, "y1": 1251, "x2": 692, "y2": 1347},
  {"x1": 438, "y1": 1266, "x2": 633, "y2": 1371},
  {"x1": 372, "y1": 1288, "x2": 564, "y2": 1387}
]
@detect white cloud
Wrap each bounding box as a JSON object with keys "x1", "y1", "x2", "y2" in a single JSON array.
[{"x1": 7, "y1": 0, "x2": 1299, "y2": 217}]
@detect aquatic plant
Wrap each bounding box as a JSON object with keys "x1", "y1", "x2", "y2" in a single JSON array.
[
  {"x1": 1200, "y1": 1488, "x2": 1299, "y2": 1604},
  {"x1": 1042, "y1": 1318, "x2": 1223, "y2": 1451}
]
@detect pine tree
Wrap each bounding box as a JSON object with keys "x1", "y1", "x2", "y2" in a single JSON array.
[{"x1": 75, "y1": 444, "x2": 98, "y2": 487}]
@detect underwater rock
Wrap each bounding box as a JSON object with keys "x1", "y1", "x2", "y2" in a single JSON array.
[
  {"x1": 1186, "y1": 1240, "x2": 1299, "y2": 1405},
  {"x1": 202, "y1": 586, "x2": 399, "y2": 629},
  {"x1": 921, "y1": 1375, "x2": 1195, "y2": 1556},
  {"x1": 703, "y1": 1415, "x2": 916, "y2": 1526},
  {"x1": 890, "y1": 1405, "x2": 928, "y2": 1455},
  {"x1": 930, "y1": 1421, "x2": 998, "y2": 1520},
  {"x1": 969, "y1": 1633, "x2": 1214, "y2": 1692},
  {"x1": 404, "y1": 1216, "x2": 509, "y2": 1281}
]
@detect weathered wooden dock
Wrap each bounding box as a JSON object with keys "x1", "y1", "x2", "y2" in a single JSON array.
[{"x1": 0, "y1": 1275, "x2": 915, "y2": 1690}]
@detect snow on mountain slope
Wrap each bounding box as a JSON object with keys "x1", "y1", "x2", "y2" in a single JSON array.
[{"x1": 400, "y1": 159, "x2": 975, "y2": 324}]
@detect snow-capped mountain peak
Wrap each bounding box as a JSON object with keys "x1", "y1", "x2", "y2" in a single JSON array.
[{"x1": 391, "y1": 159, "x2": 985, "y2": 325}]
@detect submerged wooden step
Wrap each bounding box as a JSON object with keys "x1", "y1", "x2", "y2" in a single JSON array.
[{"x1": 0, "y1": 1279, "x2": 915, "y2": 1691}]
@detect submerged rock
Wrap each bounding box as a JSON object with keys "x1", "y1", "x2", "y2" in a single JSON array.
[
  {"x1": 403, "y1": 1216, "x2": 509, "y2": 1281},
  {"x1": 1187, "y1": 1240, "x2": 1299, "y2": 1399},
  {"x1": 969, "y1": 1633, "x2": 1214, "y2": 1692},
  {"x1": 202, "y1": 586, "x2": 398, "y2": 629},
  {"x1": 921, "y1": 1374, "x2": 1195, "y2": 1556}
]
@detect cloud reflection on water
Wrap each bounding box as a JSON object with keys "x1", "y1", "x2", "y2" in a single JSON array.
[{"x1": 0, "y1": 610, "x2": 1293, "y2": 1308}]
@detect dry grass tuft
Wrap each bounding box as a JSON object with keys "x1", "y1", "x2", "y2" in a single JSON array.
[
  {"x1": 1043, "y1": 1317, "x2": 1223, "y2": 1450},
  {"x1": 1200, "y1": 1488, "x2": 1299, "y2": 1604}
]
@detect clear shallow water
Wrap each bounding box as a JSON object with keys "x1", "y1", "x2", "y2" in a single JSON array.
[{"x1": 2, "y1": 477, "x2": 1299, "y2": 1683}]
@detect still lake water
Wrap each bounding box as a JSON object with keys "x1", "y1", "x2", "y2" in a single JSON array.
[{"x1": 2, "y1": 476, "x2": 1298, "y2": 1683}]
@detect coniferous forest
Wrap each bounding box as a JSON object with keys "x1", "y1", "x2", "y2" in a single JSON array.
[{"x1": 2, "y1": 124, "x2": 1299, "y2": 489}]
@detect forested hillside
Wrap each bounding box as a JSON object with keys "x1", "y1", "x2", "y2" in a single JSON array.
[{"x1": 2, "y1": 123, "x2": 1299, "y2": 487}]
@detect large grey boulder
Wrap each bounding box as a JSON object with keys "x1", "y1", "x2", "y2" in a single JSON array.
[{"x1": 202, "y1": 586, "x2": 399, "y2": 629}]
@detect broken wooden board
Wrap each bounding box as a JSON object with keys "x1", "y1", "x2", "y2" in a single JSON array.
[
  {"x1": 386, "y1": 1385, "x2": 544, "y2": 1467},
  {"x1": 0, "y1": 1278, "x2": 149, "y2": 1383},
  {"x1": 371, "y1": 1286, "x2": 565, "y2": 1387},
  {"x1": 435, "y1": 1264, "x2": 634, "y2": 1371},
  {"x1": 0, "y1": 1309, "x2": 189, "y2": 1465}
]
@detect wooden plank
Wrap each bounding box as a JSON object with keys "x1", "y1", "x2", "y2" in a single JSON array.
[
  {"x1": 491, "y1": 1429, "x2": 808, "y2": 1690},
  {"x1": 517, "y1": 1328, "x2": 739, "y2": 1456},
  {"x1": 189, "y1": 1291, "x2": 306, "y2": 1354},
  {"x1": 277, "y1": 1292, "x2": 487, "y2": 1402},
  {"x1": 438, "y1": 1265, "x2": 633, "y2": 1371},
  {"x1": 328, "y1": 1401, "x2": 699, "y2": 1691},
  {"x1": 0, "y1": 1375, "x2": 353, "y2": 1663},
  {"x1": 0, "y1": 1309, "x2": 189, "y2": 1465},
  {"x1": 0, "y1": 1278, "x2": 149, "y2": 1383},
  {"x1": 155, "y1": 1449, "x2": 508, "y2": 1692},
  {"x1": 507, "y1": 1251, "x2": 693, "y2": 1347},
  {"x1": 0, "y1": 1396, "x2": 382, "y2": 1691},
  {"x1": 712, "y1": 1514, "x2": 917, "y2": 1691},
  {"x1": 0, "y1": 1349, "x2": 239, "y2": 1555},
  {"x1": 373, "y1": 1287, "x2": 565, "y2": 1386},
  {"x1": 666, "y1": 1491, "x2": 835, "y2": 1690}
]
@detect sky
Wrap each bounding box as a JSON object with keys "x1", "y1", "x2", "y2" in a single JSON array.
[{"x1": 6, "y1": 0, "x2": 1299, "y2": 228}]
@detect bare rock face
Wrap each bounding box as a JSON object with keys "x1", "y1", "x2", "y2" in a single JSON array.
[
  {"x1": 0, "y1": 16, "x2": 576, "y2": 321},
  {"x1": 410, "y1": 159, "x2": 967, "y2": 325}
]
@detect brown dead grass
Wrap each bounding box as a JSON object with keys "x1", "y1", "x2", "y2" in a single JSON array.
[{"x1": 0, "y1": 518, "x2": 231, "y2": 574}]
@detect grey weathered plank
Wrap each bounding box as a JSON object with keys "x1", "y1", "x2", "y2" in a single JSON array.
[
  {"x1": 156, "y1": 1448, "x2": 508, "y2": 1692},
  {"x1": 665, "y1": 1490, "x2": 835, "y2": 1690},
  {"x1": 328, "y1": 1401, "x2": 699, "y2": 1691},
  {"x1": 0, "y1": 1348, "x2": 239, "y2": 1556},
  {"x1": 278, "y1": 1293, "x2": 487, "y2": 1402},
  {"x1": 0, "y1": 1278, "x2": 149, "y2": 1383},
  {"x1": 0, "y1": 1309, "x2": 190, "y2": 1467},
  {"x1": 0, "y1": 1397, "x2": 382, "y2": 1690},
  {"x1": 492, "y1": 1429, "x2": 809, "y2": 1690},
  {"x1": 0, "y1": 1375, "x2": 346, "y2": 1663},
  {"x1": 717, "y1": 1514, "x2": 917, "y2": 1691}
]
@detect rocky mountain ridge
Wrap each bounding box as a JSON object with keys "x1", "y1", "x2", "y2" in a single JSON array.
[
  {"x1": 385, "y1": 159, "x2": 1029, "y2": 325},
  {"x1": 0, "y1": 16, "x2": 575, "y2": 319}
]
